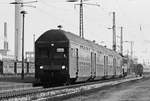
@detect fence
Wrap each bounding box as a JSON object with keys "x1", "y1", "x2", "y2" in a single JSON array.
[{"x1": 0, "y1": 60, "x2": 35, "y2": 74}]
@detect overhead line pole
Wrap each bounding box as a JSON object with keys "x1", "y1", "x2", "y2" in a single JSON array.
[
  {"x1": 67, "y1": 0, "x2": 100, "y2": 38},
  {"x1": 79, "y1": 0, "x2": 84, "y2": 38},
  {"x1": 112, "y1": 12, "x2": 116, "y2": 51}
]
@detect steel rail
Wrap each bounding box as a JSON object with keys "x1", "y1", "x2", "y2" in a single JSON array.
[{"x1": 0, "y1": 77, "x2": 142, "y2": 100}]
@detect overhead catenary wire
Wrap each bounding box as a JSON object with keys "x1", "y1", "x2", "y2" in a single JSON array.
[
  {"x1": 35, "y1": 1, "x2": 106, "y2": 45},
  {"x1": 35, "y1": 6, "x2": 65, "y2": 24},
  {"x1": 40, "y1": 0, "x2": 75, "y2": 13},
  {"x1": 39, "y1": 0, "x2": 107, "y2": 31},
  {"x1": 34, "y1": 3, "x2": 79, "y2": 33}
]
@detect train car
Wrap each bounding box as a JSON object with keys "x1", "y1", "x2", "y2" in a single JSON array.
[
  {"x1": 134, "y1": 64, "x2": 143, "y2": 76},
  {"x1": 35, "y1": 29, "x2": 123, "y2": 85}
]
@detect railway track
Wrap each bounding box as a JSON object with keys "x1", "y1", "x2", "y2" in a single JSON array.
[{"x1": 0, "y1": 77, "x2": 143, "y2": 101}]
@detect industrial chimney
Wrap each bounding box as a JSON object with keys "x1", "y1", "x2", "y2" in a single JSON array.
[
  {"x1": 4, "y1": 22, "x2": 8, "y2": 51},
  {"x1": 14, "y1": 0, "x2": 23, "y2": 61}
]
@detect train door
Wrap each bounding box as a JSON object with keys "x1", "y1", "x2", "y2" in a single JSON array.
[
  {"x1": 76, "y1": 48, "x2": 79, "y2": 78},
  {"x1": 104, "y1": 56, "x2": 108, "y2": 76},
  {"x1": 0, "y1": 61, "x2": 3, "y2": 74},
  {"x1": 91, "y1": 52, "x2": 96, "y2": 79},
  {"x1": 113, "y1": 58, "x2": 116, "y2": 76},
  {"x1": 69, "y1": 48, "x2": 79, "y2": 79}
]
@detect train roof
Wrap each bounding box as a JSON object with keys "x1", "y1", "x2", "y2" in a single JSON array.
[
  {"x1": 36, "y1": 29, "x2": 69, "y2": 42},
  {"x1": 36, "y1": 29, "x2": 122, "y2": 58}
]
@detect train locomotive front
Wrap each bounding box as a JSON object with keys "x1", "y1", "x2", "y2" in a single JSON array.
[{"x1": 35, "y1": 30, "x2": 69, "y2": 84}]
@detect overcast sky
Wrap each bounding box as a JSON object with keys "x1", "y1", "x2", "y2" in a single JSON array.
[{"x1": 0, "y1": 0, "x2": 150, "y2": 62}]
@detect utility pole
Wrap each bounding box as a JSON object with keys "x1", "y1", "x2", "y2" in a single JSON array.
[
  {"x1": 68, "y1": 0, "x2": 84, "y2": 38},
  {"x1": 79, "y1": 0, "x2": 84, "y2": 38},
  {"x1": 112, "y1": 12, "x2": 116, "y2": 51},
  {"x1": 67, "y1": 0, "x2": 100, "y2": 38},
  {"x1": 120, "y1": 26, "x2": 123, "y2": 55}
]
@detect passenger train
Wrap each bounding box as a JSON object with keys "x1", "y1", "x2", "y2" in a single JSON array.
[{"x1": 35, "y1": 29, "x2": 123, "y2": 85}]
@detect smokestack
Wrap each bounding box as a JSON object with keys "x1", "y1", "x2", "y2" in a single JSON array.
[
  {"x1": 4, "y1": 22, "x2": 8, "y2": 51},
  {"x1": 14, "y1": 0, "x2": 23, "y2": 60}
]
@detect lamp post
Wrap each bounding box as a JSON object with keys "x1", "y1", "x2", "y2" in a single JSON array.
[{"x1": 21, "y1": 10, "x2": 27, "y2": 80}]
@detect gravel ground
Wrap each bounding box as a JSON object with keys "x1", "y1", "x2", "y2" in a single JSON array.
[
  {"x1": 63, "y1": 77, "x2": 150, "y2": 101},
  {"x1": 0, "y1": 74, "x2": 35, "y2": 83}
]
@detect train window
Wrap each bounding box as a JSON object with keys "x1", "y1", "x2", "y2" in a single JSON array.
[
  {"x1": 54, "y1": 48, "x2": 66, "y2": 59},
  {"x1": 56, "y1": 48, "x2": 64, "y2": 52}
]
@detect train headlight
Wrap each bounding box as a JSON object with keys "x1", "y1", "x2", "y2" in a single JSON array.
[
  {"x1": 62, "y1": 65, "x2": 66, "y2": 69},
  {"x1": 51, "y1": 43, "x2": 54, "y2": 46},
  {"x1": 40, "y1": 66, "x2": 44, "y2": 69}
]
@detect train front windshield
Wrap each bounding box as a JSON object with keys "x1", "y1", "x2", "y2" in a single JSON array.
[{"x1": 39, "y1": 47, "x2": 67, "y2": 60}]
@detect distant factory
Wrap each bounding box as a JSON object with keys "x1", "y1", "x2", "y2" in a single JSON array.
[
  {"x1": 0, "y1": 22, "x2": 14, "y2": 61},
  {"x1": 0, "y1": 0, "x2": 34, "y2": 62}
]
